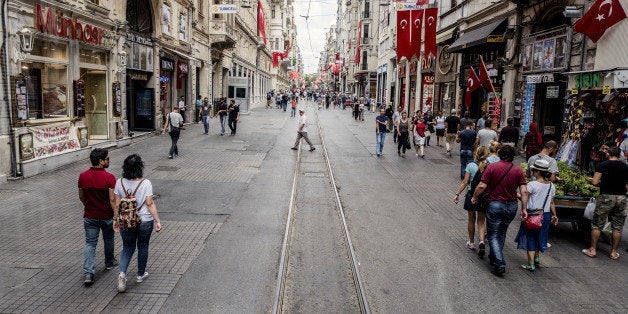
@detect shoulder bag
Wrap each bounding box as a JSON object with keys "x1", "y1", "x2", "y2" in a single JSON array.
[{"x1": 525, "y1": 183, "x2": 552, "y2": 230}]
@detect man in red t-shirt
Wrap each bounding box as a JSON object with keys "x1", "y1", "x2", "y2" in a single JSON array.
[
  {"x1": 472, "y1": 145, "x2": 528, "y2": 276},
  {"x1": 78, "y1": 148, "x2": 117, "y2": 286}
]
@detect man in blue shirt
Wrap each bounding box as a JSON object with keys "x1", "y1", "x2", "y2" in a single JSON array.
[
  {"x1": 457, "y1": 121, "x2": 477, "y2": 179},
  {"x1": 375, "y1": 108, "x2": 389, "y2": 157}
]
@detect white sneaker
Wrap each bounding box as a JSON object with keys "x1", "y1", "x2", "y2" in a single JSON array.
[
  {"x1": 136, "y1": 272, "x2": 149, "y2": 283},
  {"x1": 117, "y1": 272, "x2": 127, "y2": 292},
  {"x1": 466, "y1": 241, "x2": 476, "y2": 250}
]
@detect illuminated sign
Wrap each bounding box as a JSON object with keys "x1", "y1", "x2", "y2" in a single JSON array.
[{"x1": 35, "y1": 4, "x2": 104, "y2": 45}]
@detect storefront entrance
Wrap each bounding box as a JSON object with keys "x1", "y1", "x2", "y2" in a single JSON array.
[{"x1": 81, "y1": 69, "x2": 108, "y2": 139}]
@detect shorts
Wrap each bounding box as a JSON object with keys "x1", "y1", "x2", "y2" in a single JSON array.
[
  {"x1": 436, "y1": 129, "x2": 445, "y2": 136},
  {"x1": 591, "y1": 194, "x2": 627, "y2": 232},
  {"x1": 446, "y1": 133, "x2": 457, "y2": 144},
  {"x1": 464, "y1": 191, "x2": 485, "y2": 212},
  {"x1": 414, "y1": 135, "x2": 425, "y2": 146}
]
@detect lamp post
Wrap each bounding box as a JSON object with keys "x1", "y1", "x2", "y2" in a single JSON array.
[{"x1": 17, "y1": 26, "x2": 34, "y2": 53}]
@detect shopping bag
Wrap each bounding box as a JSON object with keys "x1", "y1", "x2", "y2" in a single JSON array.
[{"x1": 583, "y1": 197, "x2": 596, "y2": 220}]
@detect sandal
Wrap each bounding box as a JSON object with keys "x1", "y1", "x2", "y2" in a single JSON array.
[
  {"x1": 521, "y1": 264, "x2": 535, "y2": 271},
  {"x1": 610, "y1": 252, "x2": 620, "y2": 260},
  {"x1": 582, "y1": 249, "x2": 597, "y2": 258},
  {"x1": 534, "y1": 256, "x2": 540, "y2": 268},
  {"x1": 466, "y1": 241, "x2": 475, "y2": 251}
]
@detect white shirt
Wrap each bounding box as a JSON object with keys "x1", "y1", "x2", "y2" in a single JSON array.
[
  {"x1": 392, "y1": 111, "x2": 401, "y2": 123},
  {"x1": 114, "y1": 178, "x2": 155, "y2": 221},
  {"x1": 178, "y1": 100, "x2": 185, "y2": 110},
  {"x1": 298, "y1": 114, "x2": 308, "y2": 133},
  {"x1": 527, "y1": 181, "x2": 555, "y2": 213},
  {"x1": 435, "y1": 116, "x2": 446, "y2": 129},
  {"x1": 477, "y1": 128, "x2": 498, "y2": 147}
]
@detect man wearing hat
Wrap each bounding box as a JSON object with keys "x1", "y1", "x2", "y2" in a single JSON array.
[
  {"x1": 291, "y1": 108, "x2": 315, "y2": 151},
  {"x1": 444, "y1": 109, "x2": 461, "y2": 157}
]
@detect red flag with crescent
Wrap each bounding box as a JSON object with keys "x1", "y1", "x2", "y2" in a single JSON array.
[
  {"x1": 479, "y1": 56, "x2": 495, "y2": 93},
  {"x1": 257, "y1": 1, "x2": 267, "y2": 44},
  {"x1": 396, "y1": 10, "x2": 411, "y2": 62},
  {"x1": 574, "y1": 0, "x2": 626, "y2": 43},
  {"x1": 465, "y1": 67, "x2": 480, "y2": 106},
  {"x1": 424, "y1": 8, "x2": 438, "y2": 58},
  {"x1": 410, "y1": 10, "x2": 423, "y2": 60}
]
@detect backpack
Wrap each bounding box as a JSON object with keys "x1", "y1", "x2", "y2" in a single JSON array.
[{"x1": 117, "y1": 179, "x2": 145, "y2": 230}]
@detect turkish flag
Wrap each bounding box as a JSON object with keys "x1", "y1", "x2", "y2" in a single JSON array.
[
  {"x1": 356, "y1": 20, "x2": 362, "y2": 64},
  {"x1": 257, "y1": 1, "x2": 267, "y2": 44},
  {"x1": 410, "y1": 10, "x2": 423, "y2": 60},
  {"x1": 397, "y1": 10, "x2": 411, "y2": 62},
  {"x1": 479, "y1": 56, "x2": 494, "y2": 92},
  {"x1": 574, "y1": 0, "x2": 627, "y2": 43},
  {"x1": 272, "y1": 52, "x2": 280, "y2": 67},
  {"x1": 465, "y1": 67, "x2": 480, "y2": 106},
  {"x1": 424, "y1": 8, "x2": 438, "y2": 58},
  {"x1": 416, "y1": 0, "x2": 429, "y2": 4}
]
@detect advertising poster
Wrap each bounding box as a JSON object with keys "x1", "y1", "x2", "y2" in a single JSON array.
[
  {"x1": 522, "y1": 44, "x2": 532, "y2": 73},
  {"x1": 162, "y1": 3, "x2": 172, "y2": 36},
  {"x1": 554, "y1": 36, "x2": 567, "y2": 69},
  {"x1": 533, "y1": 42, "x2": 543, "y2": 71},
  {"x1": 542, "y1": 39, "x2": 555, "y2": 70},
  {"x1": 26, "y1": 121, "x2": 81, "y2": 159},
  {"x1": 521, "y1": 83, "x2": 535, "y2": 136}
]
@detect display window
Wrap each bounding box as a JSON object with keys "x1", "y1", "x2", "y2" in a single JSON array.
[
  {"x1": 79, "y1": 68, "x2": 108, "y2": 138},
  {"x1": 20, "y1": 62, "x2": 69, "y2": 120}
]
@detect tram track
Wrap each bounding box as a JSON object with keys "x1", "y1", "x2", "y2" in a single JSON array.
[{"x1": 272, "y1": 102, "x2": 370, "y2": 314}]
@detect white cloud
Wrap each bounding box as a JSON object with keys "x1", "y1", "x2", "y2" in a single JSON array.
[{"x1": 292, "y1": 0, "x2": 338, "y2": 74}]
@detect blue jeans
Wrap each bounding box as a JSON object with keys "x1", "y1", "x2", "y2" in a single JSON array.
[
  {"x1": 202, "y1": 115, "x2": 210, "y2": 133},
  {"x1": 83, "y1": 218, "x2": 115, "y2": 275},
  {"x1": 460, "y1": 150, "x2": 474, "y2": 180},
  {"x1": 119, "y1": 220, "x2": 154, "y2": 276},
  {"x1": 219, "y1": 115, "x2": 227, "y2": 134},
  {"x1": 376, "y1": 132, "x2": 386, "y2": 155},
  {"x1": 291, "y1": 107, "x2": 296, "y2": 117},
  {"x1": 486, "y1": 201, "x2": 519, "y2": 270}
]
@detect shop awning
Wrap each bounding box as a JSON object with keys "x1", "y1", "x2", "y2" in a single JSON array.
[
  {"x1": 448, "y1": 19, "x2": 506, "y2": 52},
  {"x1": 437, "y1": 28, "x2": 455, "y2": 44}
]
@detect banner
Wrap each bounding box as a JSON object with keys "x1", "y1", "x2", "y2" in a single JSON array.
[
  {"x1": 411, "y1": 10, "x2": 423, "y2": 60},
  {"x1": 257, "y1": 1, "x2": 267, "y2": 44},
  {"x1": 424, "y1": 8, "x2": 438, "y2": 58},
  {"x1": 396, "y1": 10, "x2": 411, "y2": 61},
  {"x1": 25, "y1": 121, "x2": 81, "y2": 160}
]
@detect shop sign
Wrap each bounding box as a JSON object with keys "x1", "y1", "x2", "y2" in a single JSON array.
[
  {"x1": 161, "y1": 59, "x2": 174, "y2": 70},
  {"x1": 24, "y1": 122, "x2": 81, "y2": 160},
  {"x1": 396, "y1": 3, "x2": 422, "y2": 11},
  {"x1": 159, "y1": 75, "x2": 170, "y2": 83},
  {"x1": 398, "y1": 63, "x2": 406, "y2": 77},
  {"x1": 421, "y1": 56, "x2": 435, "y2": 73},
  {"x1": 178, "y1": 62, "x2": 189, "y2": 74},
  {"x1": 211, "y1": 4, "x2": 238, "y2": 14},
  {"x1": 126, "y1": 33, "x2": 152, "y2": 46},
  {"x1": 35, "y1": 4, "x2": 104, "y2": 45},
  {"x1": 486, "y1": 35, "x2": 504, "y2": 43},
  {"x1": 128, "y1": 71, "x2": 149, "y2": 81},
  {"x1": 423, "y1": 75, "x2": 434, "y2": 85},
  {"x1": 546, "y1": 86, "x2": 559, "y2": 98},
  {"x1": 409, "y1": 61, "x2": 417, "y2": 75},
  {"x1": 438, "y1": 45, "x2": 453, "y2": 75},
  {"x1": 603, "y1": 85, "x2": 611, "y2": 94},
  {"x1": 526, "y1": 74, "x2": 554, "y2": 84},
  {"x1": 574, "y1": 73, "x2": 601, "y2": 89}
]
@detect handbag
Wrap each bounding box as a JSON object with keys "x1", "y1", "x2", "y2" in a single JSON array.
[
  {"x1": 583, "y1": 197, "x2": 596, "y2": 220},
  {"x1": 524, "y1": 183, "x2": 552, "y2": 230}
]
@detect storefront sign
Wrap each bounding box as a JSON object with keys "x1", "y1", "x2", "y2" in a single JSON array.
[
  {"x1": 178, "y1": 62, "x2": 189, "y2": 73},
  {"x1": 211, "y1": 4, "x2": 238, "y2": 14},
  {"x1": 396, "y1": 3, "x2": 422, "y2": 11},
  {"x1": 26, "y1": 122, "x2": 81, "y2": 159},
  {"x1": 603, "y1": 85, "x2": 611, "y2": 94},
  {"x1": 438, "y1": 45, "x2": 453, "y2": 75},
  {"x1": 126, "y1": 33, "x2": 152, "y2": 46},
  {"x1": 526, "y1": 74, "x2": 555, "y2": 84},
  {"x1": 574, "y1": 73, "x2": 601, "y2": 89},
  {"x1": 546, "y1": 86, "x2": 559, "y2": 98},
  {"x1": 35, "y1": 4, "x2": 104, "y2": 45},
  {"x1": 421, "y1": 56, "x2": 435, "y2": 73},
  {"x1": 128, "y1": 71, "x2": 149, "y2": 81},
  {"x1": 486, "y1": 35, "x2": 504, "y2": 43},
  {"x1": 161, "y1": 59, "x2": 174, "y2": 70},
  {"x1": 423, "y1": 75, "x2": 434, "y2": 85},
  {"x1": 409, "y1": 61, "x2": 417, "y2": 75}
]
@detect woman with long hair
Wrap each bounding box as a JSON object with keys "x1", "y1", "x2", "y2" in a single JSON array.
[
  {"x1": 396, "y1": 112, "x2": 410, "y2": 157},
  {"x1": 113, "y1": 154, "x2": 162, "y2": 292},
  {"x1": 454, "y1": 146, "x2": 490, "y2": 257},
  {"x1": 523, "y1": 122, "x2": 543, "y2": 160},
  {"x1": 487, "y1": 140, "x2": 501, "y2": 164},
  {"x1": 435, "y1": 110, "x2": 446, "y2": 147},
  {"x1": 515, "y1": 159, "x2": 558, "y2": 271}
]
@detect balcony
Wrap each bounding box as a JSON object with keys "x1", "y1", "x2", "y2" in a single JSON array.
[
  {"x1": 209, "y1": 20, "x2": 236, "y2": 52},
  {"x1": 360, "y1": 37, "x2": 373, "y2": 47}
]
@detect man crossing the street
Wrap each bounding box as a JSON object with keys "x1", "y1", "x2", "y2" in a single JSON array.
[
  {"x1": 376, "y1": 108, "x2": 388, "y2": 157},
  {"x1": 291, "y1": 108, "x2": 316, "y2": 151},
  {"x1": 78, "y1": 148, "x2": 117, "y2": 286}
]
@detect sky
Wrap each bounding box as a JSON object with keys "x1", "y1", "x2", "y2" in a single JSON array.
[{"x1": 292, "y1": 0, "x2": 338, "y2": 74}]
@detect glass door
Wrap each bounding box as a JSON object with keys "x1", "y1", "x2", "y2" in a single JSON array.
[{"x1": 82, "y1": 69, "x2": 109, "y2": 139}]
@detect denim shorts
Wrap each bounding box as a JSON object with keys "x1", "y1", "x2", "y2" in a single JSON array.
[{"x1": 592, "y1": 194, "x2": 627, "y2": 232}]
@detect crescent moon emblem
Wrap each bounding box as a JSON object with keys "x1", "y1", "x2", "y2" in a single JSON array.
[
  {"x1": 468, "y1": 77, "x2": 474, "y2": 87},
  {"x1": 400, "y1": 20, "x2": 408, "y2": 29},
  {"x1": 599, "y1": 0, "x2": 613, "y2": 17},
  {"x1": 428, "y1": 17, "x2": 435, "y2": 25},
  {"x1": 414, "y1": 19, "x2": 421, "y2": 28}
]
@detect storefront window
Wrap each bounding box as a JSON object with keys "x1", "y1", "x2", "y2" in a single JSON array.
[
  {"x1": 21, "y1": 62, "x2": 68, "y2": 119},
  {"x1": 79, "y1": 49, "x2": 107, "y2": 65},
  {"x1": 31, "y1": 39, "x2": 67, "y2": 60}
]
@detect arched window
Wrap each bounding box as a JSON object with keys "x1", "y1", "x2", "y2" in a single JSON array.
[{"x1": 127, "y1": 0, "x2": 154, "y2": 35}]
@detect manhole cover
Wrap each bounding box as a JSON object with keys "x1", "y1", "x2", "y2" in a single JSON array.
[
  {"x1": 304, "y1": 172, "x2": 325, "y2": 177},
  {"x1": 154, "y1": 166, "x2": 180, "y2": 171},
  {"x1": 429, "y1": 159, "x2": 453, "y2": 165}
]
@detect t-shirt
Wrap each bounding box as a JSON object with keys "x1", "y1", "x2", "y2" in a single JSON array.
[
  {"x1": 596, "y1": 160, "x2": 628, "y2": 195},
  {"x1": 195, "y1": 99, "x2": 202, "y2": 109},
  {"x1": 392, "y1": 111, "x2": 401, "y2": 124},
  {"x1": 486, "y1": 156, "x2": 500, "y2": 164},
  {"x1": 465, "y1": 162, "x2": 479, "y2": 192},
  {"x1": 219, "y1": 103, "x2": 228, "y2": 116},
  {"x1": 527, "y1": 154, "x2": 559, "y2": 181},
  {"x1": 114, "y1": 178, "x2": 155, "y2": 222},
  {"x1": 477, "y1": 129, "x2": 498, "y2": 147},
  {"x1": 228, "y1": 104, "x2": 239, "y2": 120},
  {"x1": 476, "y1": 118, "x2": 485, "y2": 130},
  {"x1": 458, "y1": 129, "x2": 477, "y2": 151},
  {"x1": 178, "y1": 100, "x2": 186, "y2": 110},
  {"x1": 298, "y1": 114, "x2": 308, "y2": 133},
  {"x1": 499, "y1": 126, "x2": 520, "y2": 144},
  {"x1": 435, "y1": 116, "x2": 445, "y2": 129},
  {"x1": 445, "y1": 116, "x2": 460, "y2": 133},
  {"x1": 376, "y1": 115, "x2": 388, "y2": 133},
  {"x1": 527, "y1": 181, "x2": 555, "y2": 213},
  {"x1": 415, "y1": 122, "x2": 426, "y2": 137},
  {"x1": 200, "y1": 104, "x2": 211, "y2": 116},
  {"x1": 481, "y1": 161, "x2": 527, "y2": 202},
  {"x1": 78, "y1": 167, "x2": 116, "y2": 219},
  {"x1": 168, "y1": 112, "x2": 183, "y2": 132}
]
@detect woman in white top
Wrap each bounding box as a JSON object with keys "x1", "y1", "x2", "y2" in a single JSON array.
[
  {"x1": 434, "y1": 111, "x2": 446, "y2": 147},
  {"x1": 514, "y1": 159, "x2": 558, "y2": 271},
  {"x1": 113, "y1": 154, "x2": 162, "y2": 292}
]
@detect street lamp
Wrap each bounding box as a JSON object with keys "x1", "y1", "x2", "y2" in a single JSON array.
[
  {"x1": 241, "y1": 0, "x2": 252, "y2": 8},
  {"x1": 563, "y1": 6, "x2": 582, "y2": 18},
  {"x1": 17, "y1": 26, "x2": 34, "y2": 53},
  {"x1": 118, "y1": 50, "x2": 127, "y2": 67}
]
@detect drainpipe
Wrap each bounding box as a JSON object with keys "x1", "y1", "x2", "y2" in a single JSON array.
[{"x1": 1, "y1": 0, "x2": 19, "y2": 178}]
